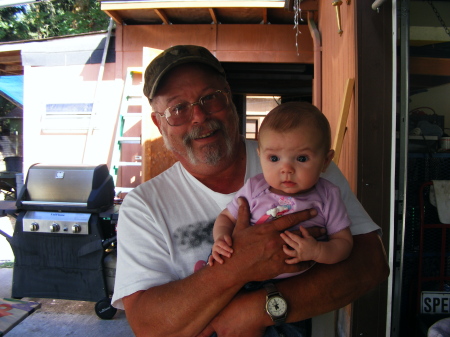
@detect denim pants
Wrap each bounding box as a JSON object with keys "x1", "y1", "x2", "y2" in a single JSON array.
[
  {"x1": 265, "y1": 319, "x2": 311, "y2": 337},
  {"x1": 210, "y1": 319, "x2": 311, "y2": 337}
]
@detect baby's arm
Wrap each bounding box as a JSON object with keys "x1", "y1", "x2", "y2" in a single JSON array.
[
  {"x1": 209, "y1": 209, "x2": 237, "y2": 266},
  {"x1": 281, "y1": 227, "x2": 353, "y2": 264}
]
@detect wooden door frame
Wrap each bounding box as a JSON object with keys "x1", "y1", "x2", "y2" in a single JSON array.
[{"x1": 353, "y1": 1, "x2": 392, "y2": 336}]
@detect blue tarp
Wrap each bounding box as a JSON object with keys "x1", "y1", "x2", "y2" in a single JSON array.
[{"x1": 0, "y1": 75, "x2": 24, "y2": 107}]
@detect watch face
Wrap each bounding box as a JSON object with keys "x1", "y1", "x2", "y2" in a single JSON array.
[{"x1": 267, "y1": 296, "x2": 287, "y2": 317}]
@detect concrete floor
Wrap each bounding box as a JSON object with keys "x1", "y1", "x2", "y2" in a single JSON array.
[
  {"x1": 0, "y1": 217, "x2": 134, "y2": 337},
  {"x1": 0, "y1": 268, "x2": 134, "y2": 336}
]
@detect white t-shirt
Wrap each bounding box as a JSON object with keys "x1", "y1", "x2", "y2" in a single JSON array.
[{"x1": 111, "y1": 140, "x2": 379, "y2": 309}]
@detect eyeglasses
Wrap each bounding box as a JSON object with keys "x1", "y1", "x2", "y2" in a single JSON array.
[{"x1": 155, "y1": 89, "x2": 230, "y2": 126}]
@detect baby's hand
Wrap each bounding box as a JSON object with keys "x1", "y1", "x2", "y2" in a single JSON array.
[
  {"x1": 280, "y1": 227, "x2": 319, "y2": 264},
  {"x1": 208, "y1": 235, "x2": 233, "y2": 266}
]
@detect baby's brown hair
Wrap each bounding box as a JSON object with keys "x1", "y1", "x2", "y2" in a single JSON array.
[{"x1": 258, "y1": 102, "x2": 332, "y2": 154}]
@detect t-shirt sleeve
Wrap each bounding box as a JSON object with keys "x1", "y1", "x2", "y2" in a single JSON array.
[
  {"x1": 321, "y1": 162, "x2": 381, "y2": 236},
  {"x1": 321, "y1": 180, "x2": 352, "y2": 236},
  {"x1": 111, "y1": 188, "x2": 177, "y2": 310}
]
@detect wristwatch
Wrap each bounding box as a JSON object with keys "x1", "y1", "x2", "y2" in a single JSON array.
[{"x1": 263, "y1": 282, "x2": 288, "y2": 326}]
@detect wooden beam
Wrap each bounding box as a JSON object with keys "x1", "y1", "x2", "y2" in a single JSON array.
[
  {"x1": 1, "y1": 64, "x2": 22, "y2": 71},
  {"x1": 103, "y1": 10, "x2": 123, "y2": 24},
  {"x1": 410, "y1": 57, "x2": 450, "y2": 77},
  {"x1": 101, "y1": 1, "x2": 286, "y2": 10},
  {"x1": 208, "y1": 8, "x2": 218, "y2": 24},
  {"x1": 333, "y1": 78, "x2": 354, "y2": 165},
  {"x1": 284, "y1": 0, "x2": 319, "y2": 11},
  {"x1": 0, "y1": 55, "x2": 21, "y2": 64},
  {"x1": 262, "y1": 8, "x2": 268, "y2": 24},
  {"x1": 0, "y1": 65, "x2": 23, "y2": 75},
  {"x1": 285, "y1": 0, "x2": 293, "y2": 10},
  {"x1": 154, "y1": 9, "x2": 171, "y2": 24}
]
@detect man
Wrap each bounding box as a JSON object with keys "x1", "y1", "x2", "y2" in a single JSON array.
[{"x1": 112, "y1": 45, "x2": 389, "y2": 337}]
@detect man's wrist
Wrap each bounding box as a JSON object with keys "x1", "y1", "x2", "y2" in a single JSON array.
[{"x1": 263, "y1": 282, "x2": 288, "y2": 326}]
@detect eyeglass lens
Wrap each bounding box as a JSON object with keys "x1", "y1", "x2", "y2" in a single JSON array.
[{"x1": 166, "y1": 91, "x2": 228, "y2": 126}]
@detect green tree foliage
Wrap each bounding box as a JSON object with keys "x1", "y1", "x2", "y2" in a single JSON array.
[
  {"x1": 0, "y1": 96, "x2": 16, "y2": 115},
  {"x1": 0, "y1": 6, "x2": 29, "y2": 41},
  {"x1": 0, "y1": 0, "x2": 110, "y2": 42}
]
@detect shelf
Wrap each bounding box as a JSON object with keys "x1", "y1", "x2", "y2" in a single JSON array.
[{"x1": 409, "y1": 135, "x2": 439, "y2": 141}]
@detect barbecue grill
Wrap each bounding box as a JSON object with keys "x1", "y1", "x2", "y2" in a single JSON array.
[{"x1": 1, "y1": 164, "x2": 119, "y2": 319}]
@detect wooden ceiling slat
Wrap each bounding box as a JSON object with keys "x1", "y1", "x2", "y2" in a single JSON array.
[
  {"x1": 262, "y1": 8, "x2": 268, "y2": 24},
  {"x1": 154, "y1": 9, "x2": 171, "y2": 24},
  {"x1": 0, "y1": 55, "x2": 21, "y2": 64},
  {"x1": 104, "y1": 10, "x2": 123, "y2": 24},
  {"x1": 0, "y1": 50, "x2": 22, "y2": 75},
  {"x1": 0, "y1": 64, "x2": 23, "y2": 75},
  {"x1": 209, "y1": 8, "x2": 218, "y2": 24},
  {"x1": 101, "y1": 1, "x2": 286, "y2": 10}
]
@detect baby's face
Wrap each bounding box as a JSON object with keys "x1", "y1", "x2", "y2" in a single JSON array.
[{"x1": 258, "y1": 126, "x2": 333, "y2": 196}]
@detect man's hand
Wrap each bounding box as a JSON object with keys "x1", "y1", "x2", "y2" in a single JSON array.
[
  {"x1": 233, "y1": 197, "x2": 319, "y2": 234},
  {"x1": 228, "y1": 197, "x2": 320, "y2": 282},
  {"x1": 234, "y1": 197, "x2": 325, "y2": 239}
]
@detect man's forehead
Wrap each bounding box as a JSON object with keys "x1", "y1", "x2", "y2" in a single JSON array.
[{"x1": 153, "y1": 85, "x2": 218, "y2": 109}]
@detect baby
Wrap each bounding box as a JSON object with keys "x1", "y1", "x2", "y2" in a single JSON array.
[{"x1": 209, "y1": 102, "x2": 353, "y2": 278}]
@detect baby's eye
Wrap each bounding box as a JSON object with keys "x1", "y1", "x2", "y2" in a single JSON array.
[
  {"x1": 269, "y1": 155, "x2": 279, "y2": 162},
  {"x1": 297, "y1": 156, "x2": 308, "y2": 162}
]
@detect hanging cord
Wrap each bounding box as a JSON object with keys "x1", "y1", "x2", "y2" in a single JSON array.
[
  {"x1": 425, "y1": 0, "x2": 450, "y2": 38},
  {"x1": 293, "y1": 0, "x2": 303, "y2": 55}
]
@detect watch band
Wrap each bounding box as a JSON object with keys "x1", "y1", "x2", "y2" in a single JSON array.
[
  {"x1": 263, "y1": 282, "x2": 288, "y2": 326},
  {"x1": 263, "y1": 282, "x2": 279, "y2": 296}
]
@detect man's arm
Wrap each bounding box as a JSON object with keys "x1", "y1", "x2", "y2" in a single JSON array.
[
  {"x1": 123, "y1": 260, "x2": 243, "y2": 337},
  {"x1": 122, "y1": 201, "x2": 317, "y2": 337},
  {"x1": 279, "y1": 230, "x2": 389, "y2": 321},
  {"x1": 199, "y1": 230, "x2": 389, "y2": 337}
]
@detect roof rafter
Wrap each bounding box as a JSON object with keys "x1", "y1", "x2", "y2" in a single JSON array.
[
  {"x1": 262, "y1": 8, "x2": 268, "y2": 24},
  {"x1": 208, "y1": 8, "x2": 218, "y2": 24},
  {"x1": 154, "y1": 9, "x2": 171, "y2": 24}
]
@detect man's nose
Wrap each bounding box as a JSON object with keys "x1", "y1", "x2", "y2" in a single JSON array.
[{"x1": 191, "y1": 102, "x2": 208, "y2": 124}]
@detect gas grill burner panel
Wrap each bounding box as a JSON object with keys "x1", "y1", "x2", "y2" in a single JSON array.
[
  {"x1": 16, "y1": 164, "x2": 115, "y2": 212},
  {"x1": 23, "y1": 210, "x2": 91, "y2": 234}
]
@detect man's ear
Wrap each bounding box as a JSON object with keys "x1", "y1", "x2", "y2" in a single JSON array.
[
  {"x1": 151, "y1": 112, "x2": 162, "y2": 133},
  {"x1": 322, "y1": 149, "x2": 335, "y2": 172},
  {"x1": 257, "y1": 147, "x2": 261, "y2": 157}
]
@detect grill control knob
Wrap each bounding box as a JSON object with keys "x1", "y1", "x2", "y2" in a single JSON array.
[
  {"x1": 72, "y1": 224, "x2": 82, "y2": 234},
  {"x1": 30, "y1": 222, "x2": 39, "y2": 231},
  {"x1": 50, "y1": 223, "x2": 60, "y2": 232}
]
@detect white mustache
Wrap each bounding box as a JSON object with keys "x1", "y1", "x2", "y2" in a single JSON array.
[{"x1": 183, "y1": 120, "x2": 223, "y2": 145}]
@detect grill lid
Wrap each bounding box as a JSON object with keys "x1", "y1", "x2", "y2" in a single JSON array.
[{"x1": 16, "y1": 164, "x2": 115, "y2": 212}]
